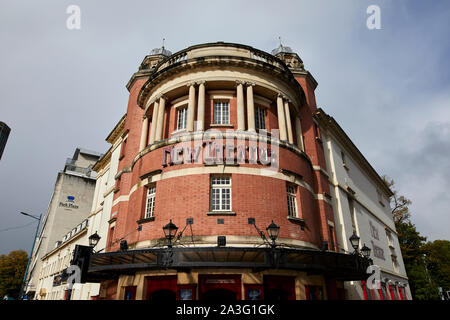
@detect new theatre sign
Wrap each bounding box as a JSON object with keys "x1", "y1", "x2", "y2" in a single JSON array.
[{"x1": 161, "y1": 139, "x2": 279, "y2": 168}]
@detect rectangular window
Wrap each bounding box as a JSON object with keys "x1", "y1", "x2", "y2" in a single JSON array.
[
  {"x1": 255, "y1": 106, "x2": 266, "y2": 130},
  {"x1": 120, "y1": 138, "x2": 127, "y2": 160},
  {"x1": 329, "y1": 226, "x2": 335, "y2": 251},
  {"x1": 108, "y1": 227, "x2": 115, "y2": 248},
  {"x1": 377, "y1": 189, "x2": 385, "y2": 206},
  {"x1": 177, "y1": 107, "x2": 188, "y2": 130},
  {"x1": 144, "y1": 185, "x2": 156, "y2": 219},
  {"x1": 341, "y1": 150, "x2": 349, "y2": 170},
  {"x1": 386, "y1": 230, "x2": 394, "y2": 247},
  {"x1": 314, "y1": 123, "x2": 321, "y2": 139},
  {"x1": 391, "y1": 254, "x2": 399, "y2": 272},
  {"x1": 213, "y1": 101, "x2": 230, "y2": 125},
  {"x1": 286, "y1": 184, "x2": 298, "y2": 217},
  {"x1": 348, "y1": 195, "x2": 358, "y2": 235},
  {"x1": 210, "y1": 176, "x2": 231, "y2": 211}
]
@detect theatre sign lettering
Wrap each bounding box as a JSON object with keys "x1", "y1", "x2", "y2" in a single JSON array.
[
  {"x1": 161, "y1": 140, "x2": 279, "y2": 168},
  {"x1": 369, "y1": 221, "x2": 385, "y2": 260}
]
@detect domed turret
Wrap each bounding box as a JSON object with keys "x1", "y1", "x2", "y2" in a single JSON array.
[
  {"x1": 139, "y1": 45, "x2": 173, "y2": 71},
  {"x1": 271, "y1": 43, "x2": 294, "y2": 56},
  {"x1": 271, "y1": 41, "x2": 304, "y2": 71},
  {"x1": 150, "y1": 46, "x2": 172, "y2": 57}
]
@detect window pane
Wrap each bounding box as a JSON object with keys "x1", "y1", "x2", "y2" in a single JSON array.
[
  {"x1": 211, "y1": 176, "x2": 231, "y2": 211},
  {"x1": 145, "y1": 186, "x2": 156, "y2": 218},
  {"x1": 286, "y1": 185, "x2": 298, "y2": 217},
  {"x1": 177, "y1": 107, "x2": 187, "y2": 130},
  {"x1": 214, "y1": 102, "x2": 230, "y2": 124},
  {"x1": 255, "y1": 107, "x2": 266, "y2": 130}
]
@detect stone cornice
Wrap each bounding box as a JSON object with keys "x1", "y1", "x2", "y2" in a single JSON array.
[
  {"x1": 138, "y1": 56, "x2": 305, "y2": 109},
  {"x1": 93, "y1": 115, "x2": 126, "y2": 172},
  {"x1": 126, "y1": 70, "x2": 154, "y2": 92},
  {"x1": 136, "y1": 42, "x2": 307, "y2": 110},
  {"x1": 291, "y1": 69, "x2": 318, "y2": 90},
  {"x1": 41, "y1": 228, "x2": 87, "y2": 260},
  {"x1": 106, "y1": 114, "x2": 126, "y2": 144}
]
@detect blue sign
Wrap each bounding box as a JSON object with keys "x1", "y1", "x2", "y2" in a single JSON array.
[
  {"x1": 248, "y1": 289, "x2": 261, "y2": 300},
  {"x1": 180, "y1": 289, "x2": 193, "y2": 300}
]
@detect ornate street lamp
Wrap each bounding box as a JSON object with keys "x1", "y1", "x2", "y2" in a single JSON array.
[
  {"x1": 163, "y1": 220, "x2": 178, "y2": 248},
  {"x1": 349, "y1": 232, "x2": 360, "y2": 253},
  {"x1": 88, "y1": 231, "x2": 101, "y2": 248},
  {"x1": 266, "y1": 220, "x2": 280, "y2": 248},
  {"x1": 361, "y1": 243, "x2": 371, "y2": 259}
]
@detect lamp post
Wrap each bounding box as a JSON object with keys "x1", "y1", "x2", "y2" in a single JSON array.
[
  {"x1": 248, "y1": 218, "x2": 281, "y2": 268},
  {"x1": 88, "y1": 231, "x2": 101, "y2": 255},
  {"x1": 349, "y1": 232, "x2": 360, "y2": 254},
  {"x1": 348, "y1": 233, "x2": 372, "y2": 273},
  {"x1": 19, "y1": 211, "x2": 42, "y2": 300},
  {"x1": 88, "y1": 231, "x2": 101, "y2": 248},
  {"x1": 163, "y1": 220, "x2": 178, "y2": 248},
  {"x1": 361, "y1": 243, "x2": 371, "y2": 259},
  {"x1": 266, "y1": 220, "x2": 280, "y2": 248}
]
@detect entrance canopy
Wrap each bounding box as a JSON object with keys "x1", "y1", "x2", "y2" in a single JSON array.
[{"x1": 87, "y1": 247, "x2": 370, "y2": 282}]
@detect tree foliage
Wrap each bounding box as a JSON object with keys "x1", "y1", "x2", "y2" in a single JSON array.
[
  {"x1": 422, "y1": 240, "x2": 450, "y2": 297},
  {"x1": 0, "y1": 250, "x2": 28, "y2": 299},
  {"x1": 383, "y1": 176, "x2": 441, "y2": 300}
]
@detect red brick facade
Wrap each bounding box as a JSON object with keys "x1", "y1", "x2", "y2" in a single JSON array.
[{"x1": 107, "y1": 44, "x2": 335, "y2": 254}]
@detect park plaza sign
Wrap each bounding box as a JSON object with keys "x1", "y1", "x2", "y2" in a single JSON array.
[{"x1": 59, "y1": 195, "x2": 79, "y2": 209}]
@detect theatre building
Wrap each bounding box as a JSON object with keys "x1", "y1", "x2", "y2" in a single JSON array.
[
  {"x1": 86, "y1": 42, "x2": 406, "y2": 300},
  {"x1": 316, "y1": 110, "x2": 411, "y2": 300}
]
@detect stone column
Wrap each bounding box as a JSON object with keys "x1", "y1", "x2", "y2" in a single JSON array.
[
  {"x1": 196, "y1": 81, "x2": 206, "y2": 131},
  {"x1": 236, "y1": 81, "x2": 245, "y2": 131},
  {"x1": 148, "y1": 101, "x2": 159, "y2": 144},
  {"x1": 277, "y1": 94, "x2": 288, "y2": 141},
  {"x1": 284, "y1": 100, "x2": 293, "y2": 144},
  {"x1": 155, "y1": 96, "x2": 166, "y2": 141},
  {"x1": 295, "y1": 116, "x2": 304, "y2": 151},
  {"x1": 187, "y1": 83, "x2": 196, "y2": 132},
  {"x1": 139, "y1": 116, "x2": 149, "y2": 151},
  {"x1": 246, "y1": 83, "x2": 255, "y2": 132}
]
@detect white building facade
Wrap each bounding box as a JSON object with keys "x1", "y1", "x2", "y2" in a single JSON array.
[
  {"x1": 317, "y1": 109, "x2": 411, "y2": 300},
  {"x1": 33, "y1": 116, "x2": 125, "y2": 300},
  {"x1": 24, "y1": 148, "x2": 101, "y2": 299}
]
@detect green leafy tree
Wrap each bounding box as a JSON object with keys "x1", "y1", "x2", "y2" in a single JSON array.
[
  {"x1": 423, "y1": 240, "x2": 450, "y2": 298},
  {"x1": 0, "y1": 250, "x2": 28, "y2": 299},
  {"x1": 382, "y1": 176, "x2": 440, "y2": 300}
]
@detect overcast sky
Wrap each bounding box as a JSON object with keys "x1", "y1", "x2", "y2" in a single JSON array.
[{"x1": 0, "y1": 0, "x2": 449, "y2": 255}]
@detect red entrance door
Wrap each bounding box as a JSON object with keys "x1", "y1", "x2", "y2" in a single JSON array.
[
  {"x1": 264, "y1": 275, "x2": 296, "y2": 300},
  {"x1": 146, "y1": 276, "x2": 177, "y2": 300},
  {"x1": 199, "y1": 274, "x2": 242, "y2": 301}
]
